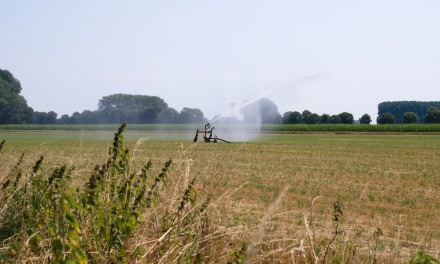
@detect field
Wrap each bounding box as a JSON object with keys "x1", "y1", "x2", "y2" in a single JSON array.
[{"x1": 1, "y1": 128, "x2": 440, "y2": 263}]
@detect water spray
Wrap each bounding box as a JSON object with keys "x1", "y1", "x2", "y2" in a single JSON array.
[
  {"x1": 193, "y1": 72, "x2": 328, "y2": 143},
  {"x1": 210, "y1": 72, "x2": 328, "y2": 124}
]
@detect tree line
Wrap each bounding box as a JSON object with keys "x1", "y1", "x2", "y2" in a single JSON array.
[
  {"x1": 281, "y1": 110, "x2": 372, "y2": 125},
  {"x1": 377, "y1": 107, "x2": 440, "y2": 124},
  {"x1": 377, "y1": 101, "x2": 440, "y2": 124},
  {"x1": 2, "y1": 68, "x2": 440, "y2": 125},
  {"x1": 231, "y1": 98, "x2": 371, "y2": 125},
  {"x1": 35, "y1": 94, "x2": 208, "y2": 125},
  {"x1": 0, "y1": 69, "x2": 208, "y2": 125}
]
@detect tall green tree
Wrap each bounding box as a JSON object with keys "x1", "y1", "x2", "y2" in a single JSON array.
[
  {"x1": 377, "y1": 112, "x2": 396, "y2": 124},
  {"x1": 158, "y1": 107, "x2": 179, "y2": 124},
  {"x1": 424, "y1": 107, "x2": 440, "y2": 124},
  {"x1": 98, "y1": 94, "x2": 169, "y2": 123},
  {"x1": 308, "y1": 113, "x2": 321, "y2": 124},
  {"x1": 58, "y1": 114, "x2": 71, "y2": 124},
  {"x1": 320, "y1": 114, "x2": 330, "y2": 124},
  {"x1": 34, "y1": 111, "x2": 58, "y2": 124},
  {"x1": 301, "y1": 110, "x2": 321, "y2": 124},
  {"x1": 329, "y1": 115, "x2": 341, "y2": 124},
  {"x1": 0, "y1": 69, "x2": 34, "y2": 124},
  {"x1": 338, "y1": 112, "x2": 354, "y2": 124},
  {"x1": 282, "y1": 111, "x2": 302, "y2": 124},
  {"x1": 403, "y1": 112, "x2": 418, "y2": 124},
  {"x1": 359, "y1": 114, "x2": 372, "y2": 124},
  {"x1": 301, "y1": 110, "x2": 312, "y2": 124},
  {"x1": 178, "y1": 107, "x2": 206, "y2": 124}
]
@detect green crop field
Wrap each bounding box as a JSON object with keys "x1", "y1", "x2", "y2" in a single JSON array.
[{"x1": 1, "y1": 127, "x2": 439, "y2": 263}]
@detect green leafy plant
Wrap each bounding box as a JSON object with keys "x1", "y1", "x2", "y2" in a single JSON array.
[
  {"x1": 0, "y1": 123, "x2": 222, "y2": 263},
  {"x1": 0, "y1": 124, "x2": 175, "y2": 263},
  {"x1": 410, "y1": 251, "x2": 440, "y2": 264}
]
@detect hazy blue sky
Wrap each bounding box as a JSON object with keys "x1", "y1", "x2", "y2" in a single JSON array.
[{"x1": 2, "y1": 1, "x2": 440, "y2": 121}]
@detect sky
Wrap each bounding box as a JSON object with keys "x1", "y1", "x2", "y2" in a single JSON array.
[{"x1": 1, "y1": 1, "x2": 440, "y2": 122}]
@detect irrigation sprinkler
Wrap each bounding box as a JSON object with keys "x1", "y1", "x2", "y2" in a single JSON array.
[
  {"x1": 192, "y1": 72, "x2": 328, "y2": 143},
  {"x1": 193, "y1": 123, "x2": 231, "y2": 143}
]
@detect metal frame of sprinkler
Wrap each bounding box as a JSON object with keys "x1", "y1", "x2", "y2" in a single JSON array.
[{"x1": 193, "y1": 123, "x2": 231, "y2": 143}]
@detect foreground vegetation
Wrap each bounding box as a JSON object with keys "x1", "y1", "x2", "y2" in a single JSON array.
[{"x1": 1, "y1": 125, "x2": 440, "y2": 263}]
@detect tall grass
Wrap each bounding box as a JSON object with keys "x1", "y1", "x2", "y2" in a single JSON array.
[
  {"x1": 1, "y1": 125, "x2": 439, "y2": 263},
  {"x1": 0, "y1": 123, "x2": 216, "y2": 263}
]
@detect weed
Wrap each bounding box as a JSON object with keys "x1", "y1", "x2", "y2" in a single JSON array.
[
  {"x1": 0, "y1": 123, "x2": 235, "y2": 263},
  {"x1": 228, "y1": 243, "x2": 247, "y2": 264},
  {"x1": 0, "y1": 124, "x2": 177, "y2": 263},
  {"x1": 410, "y1": 251, "x2": 440, "y2": 264},
  {"x1": 323, "y1": 199, "x2": 343, "y2": 263},
  {"x1": 0, "y1": 140, "x2": 5, "y2": 152},
  {"x1": 370, "y1": 227, "x2": 384, "y2": 264}
]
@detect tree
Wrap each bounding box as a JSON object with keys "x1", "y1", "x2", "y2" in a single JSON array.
[
  {"x1": 158, "y1": 108, "x2": 179, "y2": 124},
  {"x1": 282, "y1": 111, "x2": 302, "y2": 124},
  {"x1": 262, "y1": 111, "x2": 282, "y2": 124},
  {"x1": 300, "y1": 110, "x2": 321, "y2": 124},
  {"x1": 70, "y1": 112, "x2": 81, "y2": 124},
  {"x1": 300, "y1": 110, "x2": 320, "y2": 124},
  {"x1": 34, "y1": 112, "x2": 48, "y2": 124},
  {"x1": 308, "y1": 113, "x2": 321, "y2": 124},
  {"x1": 282, "y1": 111, "x2": 292, "y2": 124},
  {"x1": 79, "y1": 110, "x2": 96, "y2": 124},
  {"x1": 240, "y1": 98, "x2": 281, "y2": 124},
  {"x1": 320, "y1": 114, "x2": 330, "y2": 124},
  {"x1": 0, "y1": 69, "x2": 21, "y2": 94},
  {"x1": 58, "y1": 114, "x2": 71, "y2": 124},
  {"x1": 46, "y1": 111, "x2": 58, "y2": 124},
  {"x1": 0, "y1": 69, "x2": 34, "y2": 124},
  {"x1": 424, "y1": 107, "x2": 440, "y2": 124},
  {"x1": 301, "y1": 110, "x2": 312, "y2": 124},
  {"x1": 403, "y1": 112, "x2": 418, "y2": 124},
  {"x1": 377, "y1": 112, "x2": 396, "y2": 124},
  {"x1": 98, "y1": 94, "x2": 169, "y2": 123},
  {"x1": 359, "y1": 114, "x2": 372, "y2": 125},
  {"x1": 329, "y1": 115, "x2": 341, "y2": 124},
  {"x1": 178, "y1": 107, "x2": 206, "y2": 124},
  {"x1": 34, "y1": 111, "x2": 58, "y2": 124},
  {"x1": 338, "y1": 112, "x2": 354, "y2": 124}
]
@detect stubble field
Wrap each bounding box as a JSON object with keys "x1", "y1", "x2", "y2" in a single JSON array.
[{"x1": 1, "y1": 129, "x2": 439, "y2": 263}]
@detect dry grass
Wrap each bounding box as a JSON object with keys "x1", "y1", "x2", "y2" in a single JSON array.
[{"x1": 1, "y1": 131, "x2": 440, "y2": 263}]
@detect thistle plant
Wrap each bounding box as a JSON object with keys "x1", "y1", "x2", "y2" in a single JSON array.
[
  {"x1": 0, "y1": 123, "x2": 175, "y2": 263},
  {"x1": 323, "y1": 200, "x2": 343, "y2": 263}
]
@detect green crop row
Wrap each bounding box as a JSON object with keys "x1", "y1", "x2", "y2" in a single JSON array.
[
  {"x1": 262, "y1": 124, "x2": 440, "y2": 132},
  {"x1": 2, "y1": 123, "x2": 440, "y2": 133},
  {"x1": 0, "y1": 124, "x2": 196, "y2": 131}
]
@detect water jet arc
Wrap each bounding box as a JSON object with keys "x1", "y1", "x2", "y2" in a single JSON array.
[{"x1": 210, "y1": 72, "x2": 328, "y2": 124}]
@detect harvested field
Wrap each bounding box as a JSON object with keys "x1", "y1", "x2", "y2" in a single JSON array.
[{"x1": 1, "y1": 129, "x2": 439, "y2": 263}]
